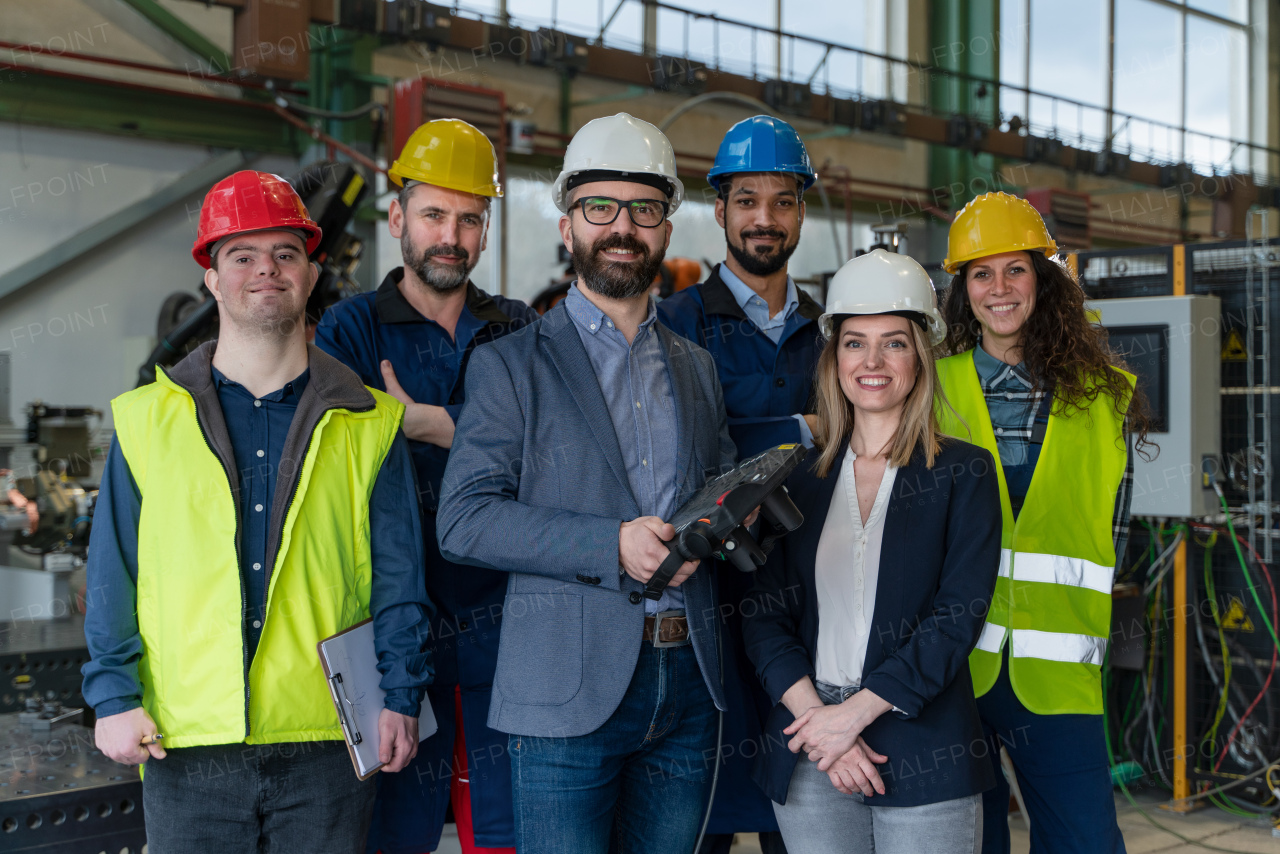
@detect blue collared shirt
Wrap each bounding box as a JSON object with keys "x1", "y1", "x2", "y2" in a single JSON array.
[
  {"x1": 718, "y1": 265, "x2": 800, "y2": 345},
  {"x1": 564, "y1": 285, "x2": 683, "y2": 613},
  {"x1": 82, "y1": 368, "x2": 431, "y2": 718},
  {"x1": 717, "y1": 266, "x2": 813, "y2": 447},
  {"x1": 213, "y1": 365, "x2": 305, "y2": 653}
]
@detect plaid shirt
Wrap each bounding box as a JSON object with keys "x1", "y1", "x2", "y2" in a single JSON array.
[{"x1": 973, "y1": 346, "x2": 1134, "y2": 565}]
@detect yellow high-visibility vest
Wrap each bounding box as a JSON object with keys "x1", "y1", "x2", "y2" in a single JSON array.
[
  {"x1": 936, "y1": 349, "x2": 1132, "y2": 715},
  {"x1": 111, "y1": 367, "x2": 403, "y2": 747}
]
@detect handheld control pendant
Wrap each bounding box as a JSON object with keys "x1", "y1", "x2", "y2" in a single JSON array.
[{"x1": 644, "y1": 443, "x2": 807, "y2": 600}]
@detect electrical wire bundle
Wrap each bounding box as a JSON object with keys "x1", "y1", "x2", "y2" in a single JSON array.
[
  {"x1": 1109, "y1": 522, "x2": 1183, "y2": 788},
  {"x1": 1102, "y1": 487, "x2": 1280, "y2": 848}
]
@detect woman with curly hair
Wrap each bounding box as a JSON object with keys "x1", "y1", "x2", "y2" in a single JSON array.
[{"x1": 935, "y1": 192, "x2": 1150, "y2": 854}]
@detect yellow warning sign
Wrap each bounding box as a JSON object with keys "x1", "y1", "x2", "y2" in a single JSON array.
[
  {"x1": 342, "y1": 173, "x2": 365, "y2": 207},
  {"x1": 1222, "y1": 329, "x2": 1248, "y2": 361},
  {"x1": 1222, "y1": 596, "x2": 1255, "y2": 632}
]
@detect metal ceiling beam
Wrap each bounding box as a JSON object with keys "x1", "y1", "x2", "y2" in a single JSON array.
[
  {"x1": 0, "y1": 66, "x2": 298, "y2": 153},
  {"x1": 0, "y1": 150, "x2": 247, "y2": 304},
  {"x1": 114, "y1": 0, "x2": 233, "y2": 74}
]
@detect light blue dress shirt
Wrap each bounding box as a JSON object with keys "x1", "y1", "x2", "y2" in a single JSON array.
[{"x1": 564, "y1": 285, "x2": 685, "y2": 613}]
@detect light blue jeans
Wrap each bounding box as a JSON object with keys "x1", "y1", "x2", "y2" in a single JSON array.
[{"x1": 773, "y1": 683, "x2": 982, "y2": 854}]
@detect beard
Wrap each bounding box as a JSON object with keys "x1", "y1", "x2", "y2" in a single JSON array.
[
  {"x1": 571, "y1": 231, "x2": 666, "y2": 301},
  {"x1": 726, "y1": 226, "x2": 799, "y2": 277},
  {"x1": 402, "y1": 232, "x2": 475, "y2": 293}
]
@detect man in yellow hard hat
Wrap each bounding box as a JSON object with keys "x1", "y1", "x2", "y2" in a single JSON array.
[{"x1": 316, "y1": 119, "x2": 535, "y2": 854}]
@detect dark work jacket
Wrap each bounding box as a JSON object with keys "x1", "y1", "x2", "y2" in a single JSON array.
[
  {"x1": 742, "y1": 439, "x2": 1002, "y2": 807},
  {"x1": 656, "y1": 265, "x2": 824, "y2": 832},
  {"x1": 316, "y1": 270, "x2": 537, "y2": 852},
  {"x1": 656, "y1": 264, "x2": 824, "y2": 458}
]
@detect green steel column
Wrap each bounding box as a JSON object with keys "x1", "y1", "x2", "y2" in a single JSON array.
[
  {"x1": 306, "y1": 26, "x2": 381, "y2": 147},
  {"x1": 928, "y1": 0, "x2": 1001, "y2": 213}
]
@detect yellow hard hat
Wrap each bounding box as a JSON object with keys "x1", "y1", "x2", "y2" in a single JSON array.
[
  {"x1": 942, "y1": 191, "x2": 1057, "y2": 274},
  {"x1": 388, "y1": 119, "x2": 503, "y2": 197}
]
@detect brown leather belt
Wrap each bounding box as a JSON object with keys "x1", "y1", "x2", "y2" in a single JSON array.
[{"x1": 643, "y1": 610, "x2": 690, "y2": 647}]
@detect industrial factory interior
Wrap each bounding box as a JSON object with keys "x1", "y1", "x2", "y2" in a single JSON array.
[{"x1": 3, "y1": 0, "x2": 1280, "y2": 852}]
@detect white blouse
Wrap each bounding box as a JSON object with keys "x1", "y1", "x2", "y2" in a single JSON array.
[{"x1": 814, "y1": 446, "x2": 899, "y2": 689}]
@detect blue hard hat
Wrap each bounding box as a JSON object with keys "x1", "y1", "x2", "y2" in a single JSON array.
[{"x1": 707, "y1": 115, "x2": 817, "y2": 192}]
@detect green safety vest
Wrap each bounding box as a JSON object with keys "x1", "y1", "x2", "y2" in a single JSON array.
[
  {"x1": 111, "y1": 367, "x2": 403, "y2": 748},
  {"x1": 935, "y1": 349, "x2": 1133, "y2": 715}
]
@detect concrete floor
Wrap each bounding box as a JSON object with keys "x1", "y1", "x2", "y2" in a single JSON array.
[
  {"x1": 124, "y1": 795, "x2": 1280, "y2": 854},
  {"x1": 725, "y1": 789, "x2": 1280, "y2": 853}
]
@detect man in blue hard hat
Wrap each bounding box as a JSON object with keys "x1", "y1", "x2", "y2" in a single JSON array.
[{"x1": 657, "y1": 115, "x2": 823, "y2": 854}]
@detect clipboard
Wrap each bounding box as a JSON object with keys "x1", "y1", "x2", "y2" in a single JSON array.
[{"x1": 317, "y1": 619, "x2": 438, "y2": 780}]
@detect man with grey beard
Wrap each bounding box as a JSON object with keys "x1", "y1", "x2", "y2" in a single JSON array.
[
  {"x1": 438, "y1": 113, "x2": 738, "y2": 854},
  {"x1": 316, "y1": 120, "x2": 536, "y2": 854}
]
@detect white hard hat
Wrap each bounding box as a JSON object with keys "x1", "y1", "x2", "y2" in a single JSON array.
[
  {"x1": 820, "y1": 249, "x2": 946, "y2": 345},
  {"x1": 552, "y1": 113, "x2": 685, "y2": 214}
]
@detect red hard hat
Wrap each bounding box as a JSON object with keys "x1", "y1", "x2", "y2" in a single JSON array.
[{"x1": 192, "y1": 170, "x2": 322, "y2": 269}]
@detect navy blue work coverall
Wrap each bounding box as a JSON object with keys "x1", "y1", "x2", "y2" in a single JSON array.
[
  {"x1": 656, "y1": 264, "x2": 824, "y2": 837},
  {"x1": 316, "y1": 268, "x2": 537, "y2": 853}
]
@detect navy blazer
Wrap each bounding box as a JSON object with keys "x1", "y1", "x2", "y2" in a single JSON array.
[
  {"x1": 742, "y1": 438, "x2": 1002, "y2": 807},
  {"x1": 437, "y1": 302, "x2": 737, "y2": 738}
]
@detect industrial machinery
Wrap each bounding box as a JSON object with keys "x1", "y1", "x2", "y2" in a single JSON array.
[
  {"x1": 136, "y1": 161, "x2": 370, "y2": 386},
  {"x1": 1087, "y1": 295, "x2": 1222, "y2": 518},
  {"x1": 1079, "y1": 233, "x2": 1280, "y2": 818},
  {"x1": 0, "y1": 381, "x2": 102, "y2": 628},
  {"x1": 12, "y1": 403, "x2": 99, "y2": 559},
  {"x1": 0, "y1": 617, "x2": 93, "y2": 714},
  {"x1": 645, "y1": 443, "x2": 806, "y2": 600},
  {"x1": 0, "y1": 705, "x2": 144, "y2": 853}
]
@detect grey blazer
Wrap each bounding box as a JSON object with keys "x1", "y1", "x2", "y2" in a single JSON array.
[{"x1": 437, "y1": 302, "x2": 737, "y2": 738}]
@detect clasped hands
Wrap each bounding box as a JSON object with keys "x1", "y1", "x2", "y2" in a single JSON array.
[{"x1": 783, "y1": 678, "x2": 891, "y2": 798}]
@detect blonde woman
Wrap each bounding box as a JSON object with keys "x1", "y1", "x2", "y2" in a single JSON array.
[{"x1": 742, "y1": 250, "x2": 1002, "y2": 853}]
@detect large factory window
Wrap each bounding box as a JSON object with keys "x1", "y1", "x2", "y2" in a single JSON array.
[
  {"x1": 1184, "y1": 15, "x2": 1250, "y2": 170},
  {"x1": 1112, "y1": 0, "x2": 1183, "y2": 163},
  {"x1": 1027, "y1": 0, "x2": 1108, "y2": 145},
  {"x1": 658, "y1": 0, "x2": 782, "y2": 78},
  {"x1": 1003, "y1": 0, "x2": 1258, "y2": 176}
]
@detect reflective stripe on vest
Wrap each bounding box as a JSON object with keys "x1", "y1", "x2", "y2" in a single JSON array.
[
  {"x1": 936, "y1": 349, "x2": 1132, "y2": 716},
  {"x1": 111, "y1": 370, "x2": 404, "y2": 748},
  {"x1": 998, "y1": 549, "x2": 1114, "y2": 596},
  {"x1": 974, "y1": 622, "x2": 1107, "y2": 666}
]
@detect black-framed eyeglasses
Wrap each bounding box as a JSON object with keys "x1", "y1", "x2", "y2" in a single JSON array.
[{"x1": 573, "y1": 196, "x2": 669, "y2": 228}]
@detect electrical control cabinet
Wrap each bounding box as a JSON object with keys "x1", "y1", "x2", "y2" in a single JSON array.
[{"x1": 1087, "y1": 295, "x2": 1221, "y2": 518}]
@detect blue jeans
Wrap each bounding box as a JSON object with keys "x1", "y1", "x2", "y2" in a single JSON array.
[
  {"x1": 978, "y1": 653, "x2": 1125, "y2": 854},
  {"x1": 508, "y1": 641, "x2": 718, "y2": 854},
  {"x1": 142, "y1": 740, "x2": 375, "y2": 854}
]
